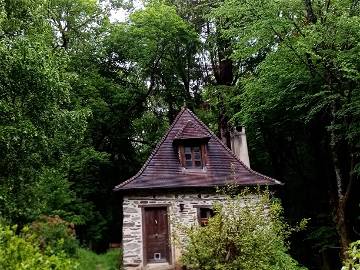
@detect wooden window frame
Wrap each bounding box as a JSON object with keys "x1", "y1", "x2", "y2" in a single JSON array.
[
  {"x1": 196, "y1": 207, "x2": 214, "y2": 226},
  {"x1": 179, "y1": 144, "x2": 207, "y2": 169}
]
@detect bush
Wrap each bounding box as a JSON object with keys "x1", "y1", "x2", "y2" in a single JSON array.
[
  {"x1": 177, "y1": 188, "x2": 308, "y2": 270},
  {"x1": 0, "y1": 224, "x2": 78, "y2": 270},
  {"x1": 30, "y1": 215, "x2": 79, "y2": 257},
  {"x1": 77, "y1": 248, "x2": 122, "y2": 270},
  {"x1": 342, "y1": 240, "x2": 360, "y2": 270}
]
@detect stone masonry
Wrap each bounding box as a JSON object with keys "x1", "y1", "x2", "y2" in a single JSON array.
[{"x1": 122, "y1": 192, "x2": 230, "y2": 270}]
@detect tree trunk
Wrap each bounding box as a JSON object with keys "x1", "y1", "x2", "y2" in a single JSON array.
[
  {"x1": 213, "y1": 21, "x2": 233, "y2": 145},
  {"x1": 329, "y1": 103, "x2": 350, "y2": 258},
  {"x1": 304, "y1": 0, "x2": 317, "y2": 23},
  {"x1": 335, "y1": 197, "x2": 350, "y2": 258},
  {"x1": 218, "y1": 98, "x2": 231, "y2": 148}
]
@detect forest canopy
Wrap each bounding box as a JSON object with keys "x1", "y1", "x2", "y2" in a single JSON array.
[{"x1": 0, "y1": 0, "x2": 359, "y2": 269}]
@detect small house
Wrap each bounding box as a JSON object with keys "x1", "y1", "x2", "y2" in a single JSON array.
[{"x1": 114, "y1": 108, "x2": 280, "y2": 270}]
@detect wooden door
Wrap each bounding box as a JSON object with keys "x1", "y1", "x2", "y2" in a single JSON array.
[{"x1": 143, "y1": 207, "x2": 170, "y2": 264}]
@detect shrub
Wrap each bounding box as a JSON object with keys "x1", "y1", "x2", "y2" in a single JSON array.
[
  {"x1": 342, "y1": 240, "x2": 360, "y2": 270},
  {"x1": 0, "y1": 224, "x2": 78, "y2": 270},
  {"x1": 30, "y1": 215, "x2": 79, "y2": 257},
  {"x1": 177, "y1": 188, "x2": 308, "y2": 270}
]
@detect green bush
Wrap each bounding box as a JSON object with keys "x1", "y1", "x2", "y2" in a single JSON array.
[
  {"x1": 177, "y1": 188, "x2": 308, "y2": 270},
  {"x1": 342, "y1": 240, "x2": 360, "y2": 270},
  {"x1": 30, "y1": 215, "x2": 79, "y2": 257},
  {"x1": 77, "y1": 248, "x2": 122, "y2": 270},
  {"x1": 0, "y1": 224, "x2": 78, "y2": 270}
]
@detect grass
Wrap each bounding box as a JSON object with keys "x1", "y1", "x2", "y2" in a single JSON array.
[{"x1": 77, "y1": 248, "x2": 122, "y2": 270}]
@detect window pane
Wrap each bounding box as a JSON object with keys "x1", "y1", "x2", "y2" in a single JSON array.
[
  {"x1": 199, "y1": 208, "x2": 214, "y2": 226},
  {"x1": 182, "y1": 145, "x2": 203, "y2": 169}
]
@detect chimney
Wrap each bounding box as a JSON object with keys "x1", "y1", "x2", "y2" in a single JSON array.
[{"x1": 230, "y1": 127, "x2": 250, "y2": 168}]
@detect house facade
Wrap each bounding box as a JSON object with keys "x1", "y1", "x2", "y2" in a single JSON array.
[{"x1": 114, "y1": 108, "x2": 280, "y2": 270}]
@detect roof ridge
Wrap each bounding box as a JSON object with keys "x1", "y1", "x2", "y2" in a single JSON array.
[
  {"x1": 113, "y1": 107, "x2": 187, "y2": 191},
  {"x1": 185, "y1": 109, "x2": 282, "y2": 185}
]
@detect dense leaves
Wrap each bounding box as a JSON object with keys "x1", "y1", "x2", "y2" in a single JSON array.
[
  {"x1": 342, "y1": 240, "x2": 360, "y2": 270},
  {"x1": 210, "y1": 0, "x2": 360, "y2": 264},
  {"x1": 0, "y1": 0, "x2": 359, "y2": 268},
  {"x1": 0, "y1": 224, "x2": 77, "y2": 270},
  {"x1": 178, "y1": 189, "x2": 307, "y2": 270}
]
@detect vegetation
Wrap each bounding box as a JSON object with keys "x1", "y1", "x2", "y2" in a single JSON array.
[
  {"x1": 0, "y1": 224, "x2": 77, "y2": 270},
  {"x1": 30, "y1": 215, "x2": 79, "y2": 257},
  {"x1": 77, "y1": 248, "x2": 121, "y2": 270},
  {"x1": 177, "y1": 189, "x2": 308, "y2": 270},
  {"x1": 0, "y1": 0, "x2": 359, "y2": 269},
  {"x1": 342, "y1": 240, "x2": 360, "y2": 270},
  {"x1": 0, "y1": 220, "x2": 121, "y2": 270},
  {"x1": 211, "y1": 0, "x2": 360, "y2": 257}
]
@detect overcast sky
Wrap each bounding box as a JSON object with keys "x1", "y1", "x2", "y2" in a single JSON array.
[{"x1": 109, "y1": 0, "x2": 144, "y2": 22}]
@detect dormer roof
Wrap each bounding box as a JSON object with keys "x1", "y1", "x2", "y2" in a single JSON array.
[
  {"x1": 173, "y1": 120, "x2": 210, "y2": 143},
  {"x1": 114, "y1": 108, "x2": 281, "y2": 191}
]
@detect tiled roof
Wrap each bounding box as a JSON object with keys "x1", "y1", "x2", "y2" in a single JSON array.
[
  {"x1": 174, "y1": 120, "x2": 210, "y2": 140},
  {"x1": 114, "y1": 108, "x2": 281, "y2": 191}
]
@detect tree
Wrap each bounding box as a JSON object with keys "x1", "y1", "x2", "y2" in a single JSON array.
[
  {"x1": 0, "y1": 0, "x2": 90, "y2": 223},
  {"x1": 212, "y1": 0, "x2": 360, "y2": 258},
  {"x1": 106, "y1": 2, "x2": 200, "y2": 122},
  {"x1": 47, "y1": 0, "x2": 106, "y2": 50}
]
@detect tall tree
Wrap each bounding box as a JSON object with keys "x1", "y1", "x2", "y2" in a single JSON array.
[
  {"x1": 0, "y1": 0, "x2": 90, "y2": 223},
  {"x1": 213, "y1": 0, "x2": 360, "y2": 260},
  {"x1": 106, "y1": 2, "x2": 200, "y2": 122}
]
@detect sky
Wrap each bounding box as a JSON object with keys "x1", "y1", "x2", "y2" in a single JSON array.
[{"x1": 109, "y1": 0, "x2": 144, "y2": 22}]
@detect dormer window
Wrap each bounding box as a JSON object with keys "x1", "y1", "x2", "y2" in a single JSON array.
[
  {"x1": 184, "y1": 145, "x2": 202, "y2": 168},
  {"x1": 178, "y1": 144, "x2": 207, "y2": 170},
  {"x1": 172, "y1": 120, "x2": 210, "y2": 170}
]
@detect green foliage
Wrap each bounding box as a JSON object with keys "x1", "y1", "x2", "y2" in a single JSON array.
[
  {"x1": 1, "y1": 0, "x2": 358, "y2": 267},
  {"x1": 47, "y1": 0, "x2": 109, "y2": 50},
  {"x1": 30, "y1": 215, "x2": 79, "y2": 257},
  {"x1": 0, "y1": 0, "x2": 122, "y2": 248},
  {"x1": 342, "y1": 240, "x2": 360, "y2": 270},
  {"x1": 132, "y1": 110, "x2": 170, "y2": 160},
  {"x1": 0, "y1": 13, "x2": 88, "y2": 222},
  {"x1": 208, "y1": 0, "x2": 360, "y2": 260},
  {"x1": 178, "y1": 189, "x2": 307, "y2": 270},
  {"x1": 305, "y1": 225, "x2": 338, "y2": 253},
  {"x1": 107, "y1": 1, "x2": 200, "y2": 119},
  {"x1": 0, "y1": 224, "x2": 77, "y2": 270},
  {"x1": 211, "y1": 0, "x2": 360, "y2": 173},
  {"x1": 77, "y1": 248, "x2": 121, "y2": 270}
]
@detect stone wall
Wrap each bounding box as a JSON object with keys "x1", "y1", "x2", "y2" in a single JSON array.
[{"x1": 122, "y1": 192, "x2": 229, "y2": 270}]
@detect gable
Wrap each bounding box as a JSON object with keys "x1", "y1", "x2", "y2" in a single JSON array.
[
  {"x1": 174, "y1": 120, "x2": 210, "y2": 141},
  {"x1": 114, "y1": 108, "x2": 281, "y2": 191}
]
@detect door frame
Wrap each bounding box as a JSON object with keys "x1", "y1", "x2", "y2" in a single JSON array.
[{"x1": 141, "y1": 205, "x2": 172, "y2": 265}]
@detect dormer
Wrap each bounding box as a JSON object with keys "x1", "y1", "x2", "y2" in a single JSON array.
[{"x1": 173, "y1": 120, "x2": 210, "y2": 171}]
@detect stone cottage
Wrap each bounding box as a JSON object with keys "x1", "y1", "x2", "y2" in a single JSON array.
[{"x1": 114, "y1": 108, "x2": 281, "y2": 270}]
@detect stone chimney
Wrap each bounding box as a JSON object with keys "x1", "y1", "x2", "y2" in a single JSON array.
[{"x1": 230, "y1": 127, "x2": 250, "y2": 168}]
